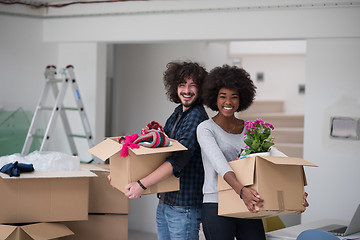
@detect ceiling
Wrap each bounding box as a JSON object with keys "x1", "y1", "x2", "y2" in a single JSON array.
[
  {"x1": 0, "y1": 0, "x2": 145, "y2": 10},
  {"x1": 1, "y1": 0, "x2": 358, "y2": 18}
]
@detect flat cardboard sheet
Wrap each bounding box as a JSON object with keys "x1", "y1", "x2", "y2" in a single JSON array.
[{"x1": 0, "y1": 223, "x2": 73, "y2": 240}]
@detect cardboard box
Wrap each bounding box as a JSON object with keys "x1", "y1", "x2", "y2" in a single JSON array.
[
  {"x1": 0, "y1": 222, "x2": 74, "y2": 240},
  {"x1": 88, "y1": 137, "x2": 187, "y2": 194},
  {"x1": 0, "y1": 170, "x2": 97, "y2": 224},
  {"x1": 218, "y1": 156, "x2": 317, "y2": 219},
  {"x1": 80, "y1": 164, "x2": 129, "y2": 214},
  {"x1": 62, "y1": 214, "x2": 128, "y2": 240}
]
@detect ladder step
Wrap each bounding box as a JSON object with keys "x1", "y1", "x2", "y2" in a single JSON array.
[
  {"x1": 39, "y1": 106, "x2": 79, "y2": 111},
  {"x1": 47, "y1": 79, "x2": 63, "y2": 83},
  {"x1": 63, "y1": 107, "x2": 79, "y2": 111},
  {"x1": 31, "y1": 134, "x2": 45, "y2": 139},
  {"x1": 39, "y1": 107, "x2": 54, "y2": 111},
  {"x1": 70, "y1": 134, "x2": 88, "y2": 139}
]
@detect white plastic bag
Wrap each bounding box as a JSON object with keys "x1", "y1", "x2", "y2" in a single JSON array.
[{"x1": 0, "y1": 151, "x2": 80, "y2": 171}]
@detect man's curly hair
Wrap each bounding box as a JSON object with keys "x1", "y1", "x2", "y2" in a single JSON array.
[
  {"x1": 163, "y1": 61, "x2": 207, "y2": 104},
  {"x1": 201, "y1": 64, "x2": 256, "y2": 112}
]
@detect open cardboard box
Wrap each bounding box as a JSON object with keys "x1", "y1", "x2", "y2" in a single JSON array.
[
  {"x1": 0, "y1": 169, "x2": 97, "y2": 224},
  {"x1": 88, "y1": 137, "x2": 187, "y2": 194},
  {"x1": 80, "y1": 163, "x2": 129, "y2": 214},
  {"x1": 218, "y1": 156, "x2": 317, "y2": 219},
  {"x1": 0, "y1": 222, "x2": 74, "y2": 240}
]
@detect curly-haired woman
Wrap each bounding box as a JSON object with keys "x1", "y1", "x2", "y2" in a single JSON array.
[{"x1": 197, "y1": 65, "x2": 307, "y2": 240}]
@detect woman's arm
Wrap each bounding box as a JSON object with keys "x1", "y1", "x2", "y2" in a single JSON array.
[{"x1": 223, "y1": 171, "x2": 263, "y2": 213}]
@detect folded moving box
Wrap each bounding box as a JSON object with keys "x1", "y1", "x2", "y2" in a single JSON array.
[
  {"x1": 218, "y1": 156, "x2": 317, "y2": 219},
  {"x1": 0, "y1": 170, "x2": 97, "y2": 224},
  {"x1": 88, "y1": 137, "x2": 187, "y2": 194},
  {"x1": 0, "y1": 222, "x2": 74, "y2": 240}
]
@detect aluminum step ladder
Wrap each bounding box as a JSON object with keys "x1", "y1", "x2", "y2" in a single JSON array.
[{"x1": 22, "y1": 65, "x2": 99, "y2": 162}]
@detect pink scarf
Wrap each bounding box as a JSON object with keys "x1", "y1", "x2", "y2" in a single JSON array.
[{"x1": 119, "y1": 133, "x2": 140, "y2": 157}]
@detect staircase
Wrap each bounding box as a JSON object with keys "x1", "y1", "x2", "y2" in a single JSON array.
[{"x1": 239, "y1": 101, "x2": 304, "y2": 158}]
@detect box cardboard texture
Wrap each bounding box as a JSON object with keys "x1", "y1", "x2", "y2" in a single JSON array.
[
  {"x1": 0, "y1": 222, "x2": 74, "y2": 240},
  {"x1": 88, "y1": 137, "x2": 187, "y2": 194},
  {"x1": 62, "y1": 214, "x2": 128, "y2": 240},
  {"x1": 80, "y1": 163, "x2": 129, "y2": 214},
  {"x1": 218, "y1": 156, "x2": 317, "y2": 219},
  {"x1": 0, "y1": 170, "x2": 97, "y2": 224}
]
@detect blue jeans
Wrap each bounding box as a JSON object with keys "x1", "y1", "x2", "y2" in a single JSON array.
[{"x1": 156, "y1": 202, "x2": 201, "y2": 240}]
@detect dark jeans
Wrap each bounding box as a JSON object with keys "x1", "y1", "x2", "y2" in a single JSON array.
[{"x1": 201, "y1": 203, "x2": 266, "y2": 240}]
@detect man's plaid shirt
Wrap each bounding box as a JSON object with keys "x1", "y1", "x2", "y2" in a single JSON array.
[{"x1": 161, "y1": 103, "x2": 209, "y2": 207}]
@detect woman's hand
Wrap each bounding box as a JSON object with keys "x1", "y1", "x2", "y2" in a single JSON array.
[
  {"x1": 297, "y1": 192, "x2": 309, "y2": 213},
  {"x1": 241, "y1": 187, "x2": 264, "y2": 213},
  {"x1": 125, "y1": 181, "x2": 145, "y2": 199}
]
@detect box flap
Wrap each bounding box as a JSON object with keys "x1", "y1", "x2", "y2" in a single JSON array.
[
  {"x1": 258, "y1": 156, "x2": 318, "y2": 167},
  {"x1": 0, "y1": 225, "x2": 16, "y2": 239},
  {"x1": 128, "y1": 139, "x2": 187, "y2": 156},
  {"x1": 0, "y1": 170, "x2": 97, "y2": 180},
  {"x1": 218, "y1": 157, "x2": 256, "y2": 192},
  {"x1": 88, "y1": 138, "x2": 121, "y2": 161},
  {"x1": 22, "y1": 223, "x2": 74, "y2": 239}
]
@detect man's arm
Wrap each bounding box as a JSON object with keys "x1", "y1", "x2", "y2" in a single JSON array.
[
  {"x1": 123, "y1": 106, "x2": 207, "y2": 198},
  {"x1": 166, "y1": 107, "x2": 206, "y2": 176},
  {"x1": 124, "y1": 161, "x2": 173, "y2": 198}
]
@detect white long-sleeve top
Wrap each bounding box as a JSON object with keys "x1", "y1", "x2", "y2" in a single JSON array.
[{"x1": 197, "y1": 118, "x2": 246, "y2": 203}]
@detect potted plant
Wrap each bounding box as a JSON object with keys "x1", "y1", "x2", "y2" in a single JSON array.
[{"x1": 242, "y1": 118, "x2": 275, "y2": 157}]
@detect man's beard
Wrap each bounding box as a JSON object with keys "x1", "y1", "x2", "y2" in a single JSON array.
[{"x1": 180, "y1": 93, "x2": 196, "y2": 107}]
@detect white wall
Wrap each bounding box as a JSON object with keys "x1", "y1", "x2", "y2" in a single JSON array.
[
  {"x1": 0, "y1": 15, "x2": 58, "y2": 111},
  {"x1": 242, "y1": 55, "x2": 306, "y2": 114},
  {"x1": 0, "y1": 15, "x2": 105, "y2": 162},
  {"x1": 303, "y1": 38, "x2": 360, "y2": 222}
]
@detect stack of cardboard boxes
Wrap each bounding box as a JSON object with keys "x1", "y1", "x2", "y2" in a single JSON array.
[
  {"x1": 62, "y1": 164, "x2": 129, "y2": 240},
  {"x1": 0, "y1": 137, "x2": 186, "y2": 239},
  {"x1": 60, "y1": 137, "x2": 185, "y2": 239},
  {"x1": 0, "y1": 169, "x2": 97, "y2": 239}
]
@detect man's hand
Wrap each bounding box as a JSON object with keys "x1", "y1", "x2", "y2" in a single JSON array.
[{"x1": 125, "y1": 181, "x2": 145, "y2": 199}]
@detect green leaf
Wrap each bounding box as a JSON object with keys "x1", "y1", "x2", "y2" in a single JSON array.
[
  {"x1": 244, "y1": 138, "x2": 253, "y2": 147},
  {"x1": 262, "y1": 141, "x2": 274, "y2": 151},
  {"x1": 252, "y1": 139, "x2": 260, "y2": 150},
  {"x1": 263, "y1": 128, "x2": 271, "y2": 139}
]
